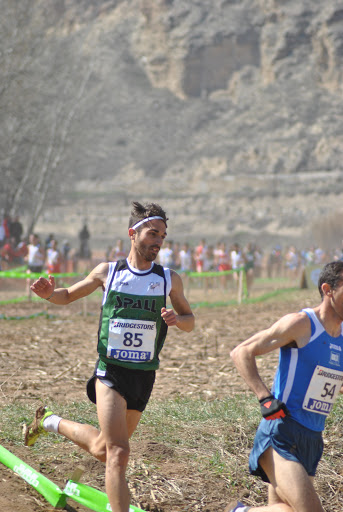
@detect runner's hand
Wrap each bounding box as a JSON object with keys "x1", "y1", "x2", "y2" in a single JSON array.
[
  {"x1": 161, "y1": 307, "x2": 178, "y2": 327},
  {"x1": 30, "y1": 275, "x2": 55, "y2": 300},
  {"x1": 259, "y1": 395, "x2": 289, "y2": 420}
]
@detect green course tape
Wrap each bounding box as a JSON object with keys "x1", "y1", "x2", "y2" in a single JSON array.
[
  {"x1": 0, "y1": 445, "x2": 66, "y2": 508},
  {"x1": 0, "y1": 270, "x2": 82, "y2": 279},
  {"x1": 242, "y1": 287, "x2": 299, "y2": 304},
  {"x1": 63, "y1": 480, "x2": 144, "y2": 512},
  {"x1": 191, "y1": 300, "x2": 237, "y2": 308},
  {"x1": 190, "y1": 287, "x2": 297, "y2": 308},
  {"x1": 0, "y1": 295, "x2": 31, "y2": 305},
  {"x1": 0, "y1": 266, "x2": 27, "y2": 274},
  {"x1": 0, "y1": 444, "x2": 146, "y2": 511},
  {"x1": 186, "y1": 268, "x2": 242, "y2": 278},
  {"x1": 0, "y1": 311, "x2": 56, "y2": 320},
  {"x1": 0, "y1": 295, "x2": 55, "y2": 306}
]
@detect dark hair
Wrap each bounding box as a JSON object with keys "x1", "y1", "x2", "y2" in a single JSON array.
[
  {"x1": 318, "y1": 261, "x2": 343, "y2": 298},
  {"x1": 128, "y1": 201, "x2": 168, "y2": 230}
]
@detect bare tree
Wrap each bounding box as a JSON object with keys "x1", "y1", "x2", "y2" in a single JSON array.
[
  {"x1": 26, "y1": 65, "x2": 93, "y2": 235},
  {"x1": 1, "y1": 1, "x2": 94, "y2": 234}
]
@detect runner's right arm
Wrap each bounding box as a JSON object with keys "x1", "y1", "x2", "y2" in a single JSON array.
[
  {"x1": 230, "y1": 312, "x2": 311, "y2": 402},
  {"x1": 30, "y1": 262, "x2": 109, "y2": 304}
]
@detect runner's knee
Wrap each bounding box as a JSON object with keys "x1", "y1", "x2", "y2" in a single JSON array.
[
  {"x1": 106, "y1": 443, "x2": 130, "y2": 471},
  {"x1": 90, "y1": 439, "x2": 107, "y2": 462}
]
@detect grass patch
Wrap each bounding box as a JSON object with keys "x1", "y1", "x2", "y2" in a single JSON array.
[
  {"x1": 0, "y1": 394, "x2": 260, "y2": 480},
  {"x1": 0, "y1": 401, "x2": 99, "y2": 447},
  {"x1": 135, "y1": 394, "x2": 260, "y2": 480},
  {"x1": 1, "y1": 393, "x2": 343, "y2": 509}
]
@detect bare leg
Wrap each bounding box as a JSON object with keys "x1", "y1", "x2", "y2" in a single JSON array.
[
  {"x1": 94, "y1": 381, "x2": 129, "y2": 512},
  {"x1": 257, "y1": 447, "x2": 324, "y2": 512},
  {"x1": 58, "y1": 420, "x2": 106, "y2": 460},
  {"x1": 225, "y1": 447, "x2": 325, "y2": 512},
  {"x1": 53, "y1": 378, "x2": 142, "y2": 511},
  {"x1": 58, "y1": 402, "x2": 141, "y2": 462}
]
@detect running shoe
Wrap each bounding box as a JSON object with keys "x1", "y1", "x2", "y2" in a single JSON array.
[
  {"x1": 224, "y1": 501, "x2": 251, "y2": 512},
  {"x1": 23, "y1": 406, "x2": 53, "y2": 447}
]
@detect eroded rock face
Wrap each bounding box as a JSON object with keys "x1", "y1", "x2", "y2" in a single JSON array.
[{"x1": 5, "y1": 0, "x2": 343, "y2": 246}]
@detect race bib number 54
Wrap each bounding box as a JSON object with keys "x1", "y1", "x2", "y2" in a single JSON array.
[
  {"x1": 107, "y1": 318, "x2": 156, "y2": 363},
  {"x1": 303, "y1": 365, "x2": 343, "y2": 415}
]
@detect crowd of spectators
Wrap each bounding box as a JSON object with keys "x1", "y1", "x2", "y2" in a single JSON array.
[
  {"x1": 0, "y1": 213, "x2": 83, "y2": 273},
  {"x1": 2, "y1": 213, "x2": 343, "y2": 288},
  {"x1": 0, "y1": 214, "x2": 27, "y2": 269}
]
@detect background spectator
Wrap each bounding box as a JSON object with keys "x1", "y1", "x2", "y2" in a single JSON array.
[
  {"x1": 27, "y1": 233, "x2": 45, "y2": 273},
  {"x1": 10, "y1": 216, "x2": 23, "y2": 246},
  {"x1": 46, "y1": 239, "x2": 62, "y2": 273},
  {"x1": 1, "y1": 237, "x2": 17, "y2": 268},
  {"x1": 79, "y1": 223, "x2": 91, "y2": 259},
  {"x1": 109, "y1": 239, "x2": 127, "y2": 262},
  {"x1": 194, "y1": 238, "x2": 208, "y2": 273},
  {"x1": 179, "y1": 243, "x2": 193, "y2": 272},
  {"x1": 158, "y1": 240, "x2": 174, "y2": 268}
]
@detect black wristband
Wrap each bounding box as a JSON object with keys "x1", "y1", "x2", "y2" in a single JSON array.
[{"x1": 259, "y1": 394, "x2": 274, "y2": 404}]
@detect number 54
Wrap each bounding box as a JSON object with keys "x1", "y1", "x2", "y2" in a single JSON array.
[{"x1": 321, "y1": 382, "x2": 336, "y2": 399}]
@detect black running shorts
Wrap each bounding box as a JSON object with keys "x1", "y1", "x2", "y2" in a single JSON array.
[{"x1": 86, "y1": 359, "x2": 156, "y2": 412}]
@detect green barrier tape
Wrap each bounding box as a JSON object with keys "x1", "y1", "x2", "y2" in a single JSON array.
[
  {"x1": 191, "y1": 300, "x2": 237, "y2": 308},
  {"x1": 63, "y1": 480, "x2": 144, "y2": 512},
  {"x1": 0, "y1": 445, "x2": 67, "y2": 508},
  {"x1": 0, "y1": 311, "x2": 56, "y2": 320},
  {"x1": 190, "y1": 287, "x2": 298, "y2": 309},
  {"x1": 1, "y1": 265, "x2": 27, "y2": 273},
  {"x1": 0, "y1": 294, "x2": 63, "y2": 306},
  {"x1": 0, "y1": 296, "x2": 31, "y2": 305},
  {"x1": 185, "y1": 268, "x2": 248, "y2": 299},
  {"x1": 0, "y1": 270, "x2": 82, "y2": 279},
  {"x1": 185, "y1": 267, "x2": 243, "y2": 278},
  {"x1": 242, "y1": 287, "x2": 299, "y2": 304},
  {"x1": 0, "y1": 445, "x2": 146, "y2": 511}
]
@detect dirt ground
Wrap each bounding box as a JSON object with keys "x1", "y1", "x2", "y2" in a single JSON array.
[{"x1": 0, "y1": 282, "x2": 336, "y2": 512}]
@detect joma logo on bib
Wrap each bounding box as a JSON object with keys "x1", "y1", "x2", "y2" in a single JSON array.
[
  {"x1": 307, "y1": 398, "x2": 333, "y2": 414},
  {"x1": 108, "y1": 349, "x2": 151, "y2": 361},
  {"x1": 114, "y1": 296, "x2": 157, "y2": 313}
]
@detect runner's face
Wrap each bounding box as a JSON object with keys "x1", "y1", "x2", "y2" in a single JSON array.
[
  {"x1": 135, "y1": 220, "x2": 167, "y2": 262},
  {"x1": 330, "y1": 275, "x2": 343, "y2": 321}
]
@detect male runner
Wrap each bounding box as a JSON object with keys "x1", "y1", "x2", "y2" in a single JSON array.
[
  {"x1": 226, "y1": 260, "x2": 343, "y2": 512},
  {"x1": 24, "y1": 201, "x2": 195, "y2": 512}
]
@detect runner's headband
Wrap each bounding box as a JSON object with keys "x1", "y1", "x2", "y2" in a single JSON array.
[{"x1": 131, "y1": 216, "x2": 165, "y2": 230}]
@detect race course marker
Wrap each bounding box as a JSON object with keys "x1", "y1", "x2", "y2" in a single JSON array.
[
  {"x1": 0, "y1": 444, "x2": 145, "y2": 511},
  {"x1": 0, "y1": 444, "x2": 67, "y2": 508}
]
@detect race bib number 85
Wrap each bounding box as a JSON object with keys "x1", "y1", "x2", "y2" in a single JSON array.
[
  {"x1": 303, "y1": 365, "x2": 343, "y2": 415},
  {"x1": 107, "y1": 318, "x2": 156, "y2": 363}
]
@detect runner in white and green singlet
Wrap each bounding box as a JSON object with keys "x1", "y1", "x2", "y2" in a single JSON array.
[{"x1": 26, "y1": 201, "x2": 195, "y2": 512}]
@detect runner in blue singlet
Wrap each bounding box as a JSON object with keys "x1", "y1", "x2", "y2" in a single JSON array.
[{"x1": 226, "y1": 261, "x2": 343, "y2": 512}]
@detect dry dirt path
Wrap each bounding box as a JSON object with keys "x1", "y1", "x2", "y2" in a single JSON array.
[{"x1": 1, "y1": 289, "x2": 333, "y2": 512}]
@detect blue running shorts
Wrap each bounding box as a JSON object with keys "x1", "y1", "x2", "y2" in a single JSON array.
[{"x1": 249, "y1": 416, "x2": 323, "y2": 482}]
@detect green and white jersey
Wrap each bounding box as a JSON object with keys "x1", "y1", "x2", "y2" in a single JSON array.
[{"x1": 97, "y1": 259, "x2": 172, "y2": 370}]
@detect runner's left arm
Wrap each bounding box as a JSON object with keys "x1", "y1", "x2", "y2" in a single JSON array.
[{"x1": 161, "y1": 270, "x2": 195, "y2": 332}]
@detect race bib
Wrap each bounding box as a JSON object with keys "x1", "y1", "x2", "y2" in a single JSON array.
[
  {"x1": 303, "y1": 365, "x2": 343, "y2": 415},
  {"x1": 107, "y1": 318, "x2": 156, "y2": 363}
]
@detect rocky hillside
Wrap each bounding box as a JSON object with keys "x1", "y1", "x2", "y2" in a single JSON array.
[{"x1": 4, "y1": 0, "x2": 343, "y2": 249}]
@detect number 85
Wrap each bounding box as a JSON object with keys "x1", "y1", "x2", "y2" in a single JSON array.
[{"x1": 123, "y1": 332, "x2": 143, "y2": 347}]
